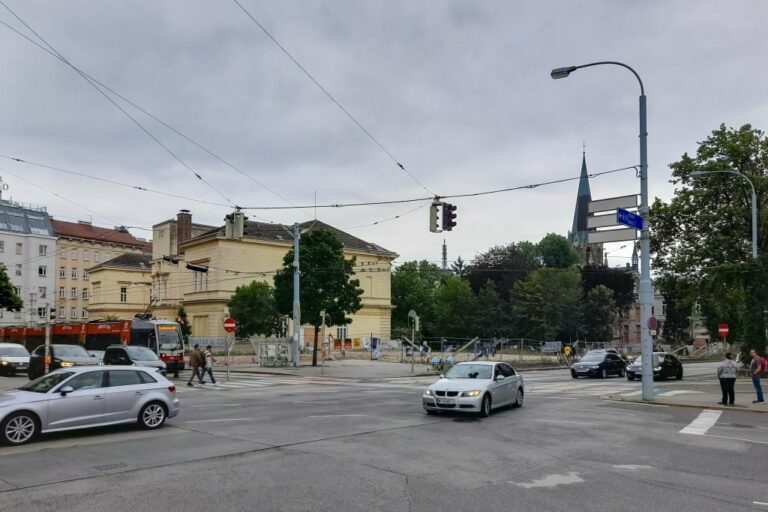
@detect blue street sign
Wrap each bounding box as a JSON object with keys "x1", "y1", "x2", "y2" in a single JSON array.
[{"x1": 616, "y1": 208, "x2": 643, "y2": 230}]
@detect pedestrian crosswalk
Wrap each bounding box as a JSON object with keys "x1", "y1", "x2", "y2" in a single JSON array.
[{"x1": 177, "y1": 377, "x2": 284, "y2": 392}]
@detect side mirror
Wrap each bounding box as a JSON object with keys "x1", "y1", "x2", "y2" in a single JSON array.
[
  {"x1": 439, "y1": 374, "x2": 445, "y2": 379},
  {"x1": 60, "y1": 386, "x2": 74, "y2": 396},
  {"x1": 495, "y1": 374, "x2": 504, "y2": 380}
]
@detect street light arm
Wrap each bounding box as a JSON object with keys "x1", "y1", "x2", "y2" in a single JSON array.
[
  {"x1": 572, "y1": 61, "x2": 645, "y2": 96},
  {"x1": 690, "y1": 170, "x2": 756, "y2": 197}
]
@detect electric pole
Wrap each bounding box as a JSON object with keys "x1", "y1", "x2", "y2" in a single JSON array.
[{"x1": 292, "y1": 222, "x2": 301, "y2": 367}]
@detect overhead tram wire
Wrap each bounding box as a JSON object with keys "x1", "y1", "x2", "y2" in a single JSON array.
[
  {"x1": 0, "y1": 2, "x2": 235, "y2": 209},
  {"x1": 343, "y1": 200, "x2": 432, "y2": 230},
  {"x1": 0, "y1": 17, "x2": 312, "y2": 220},
  {"x1": 230, "y1": 0, "x2": 435, "y2": 196}
]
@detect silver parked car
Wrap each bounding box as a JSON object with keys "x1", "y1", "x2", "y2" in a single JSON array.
[
  {"x1": 423, "y1": 361, "x2": 524, "y2": 417},
  {"x1": 0, "y1": 366, "x2": 181, "y2": 445},
  {"x1": 0, "y1": 343, "x2": 30, "y2": 377}
]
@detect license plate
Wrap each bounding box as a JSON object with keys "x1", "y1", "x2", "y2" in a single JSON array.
[
  {"x1": 437, "y1": 398, "x2": 455, "y2": 405},
  {"x1": 16, "y1": 365, "x2": 27, "y2": 370}
]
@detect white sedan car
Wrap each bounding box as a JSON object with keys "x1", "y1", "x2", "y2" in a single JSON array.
[
  {"x1": 423, "y1": 361, "x2": 524, "y2": 417},
  {"x1": 0, "y1": 366, "x2": 180, "y2": 445}
]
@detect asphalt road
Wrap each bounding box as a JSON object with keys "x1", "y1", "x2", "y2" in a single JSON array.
[{"x1": 0, "y1": 363, "x2": 766, "y2": 511}]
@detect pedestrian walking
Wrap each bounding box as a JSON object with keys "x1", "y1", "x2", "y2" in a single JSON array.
[
  {"x1": 716, "y1": 352, "x2": 738, "y2": 406},
  {"x1": 201, "y1": 345, "x2": 217, "y2": 385},
  {"x1": 749, "y1": 349, "x2": 767, "y2": 404},
  {"x1": 186, "y1": 344, "x2": 204, "y2": 387}
]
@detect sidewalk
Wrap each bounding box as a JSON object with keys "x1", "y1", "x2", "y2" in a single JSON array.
[{"x1": 603, "y1": 383, "x2": 768, "y2": 413}]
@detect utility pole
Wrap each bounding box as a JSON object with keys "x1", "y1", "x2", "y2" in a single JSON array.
[
  {"x1": 44, "y1": 302, "x2": 52, "y2": 375},
  {"x1": 292, "y1": 222, "x2": 301, "y2": 367},
  {"x1": 442, "y1": 239, "x2": 447, "y2": 271}
]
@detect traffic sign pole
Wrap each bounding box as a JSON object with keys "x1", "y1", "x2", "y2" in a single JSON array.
[{"x1": 223, "y1": 318, "x2": 236, "y2": 381}]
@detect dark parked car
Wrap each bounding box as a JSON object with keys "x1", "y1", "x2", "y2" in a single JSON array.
[
  {"x1": 626, "y1": 352, "x2": 683, "y2": 381},
  {"x1": 102, "y1": 345, "x2": 167, "y2": 376},
  {"x1": 571, "y1": 352, "x2": 626, "y2": 379},
  {"x1": 28, "y1": 345, "x2": 99, "y2": 380}
]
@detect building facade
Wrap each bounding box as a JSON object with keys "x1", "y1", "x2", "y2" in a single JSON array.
[
  {"x1": 0, "y1": 199, "x2": 56, "y2": 326},
  {"x1": 150, "y1": 210, "x2": 397, "y2": 342},
  {"x1": 87, "y1": 253, "x2": 152, "y2": 319},
  {"x1": 52, "y1": 220, "x2": 150, "y2": 322}
]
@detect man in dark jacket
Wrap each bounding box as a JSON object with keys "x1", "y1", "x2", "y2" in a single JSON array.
[{"x1": 187, "y1": 344, "x2": 204, "y2": 387}]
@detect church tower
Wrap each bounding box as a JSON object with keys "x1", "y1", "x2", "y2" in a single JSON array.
[{"x1": 567, "y1": 151, "x2": 604, "y2": 265}]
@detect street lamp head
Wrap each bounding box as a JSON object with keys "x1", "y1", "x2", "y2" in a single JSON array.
[
  {"x1": 550, "y1": 66, "x2": 578, "y2": 79},
  {"x1": 689, "y1": 171, "x2": 707, "y2": 178}
]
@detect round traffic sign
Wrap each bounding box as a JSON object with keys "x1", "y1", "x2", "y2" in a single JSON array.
[
  {"x1": 718, "y1": 324, "x2": 729, "y2": 337},
  {"x1": 223, "y1": 318, "x2": 237, "y2": 333},
  {"x1": 648, "y1": 316, "x2": 658, "y2": 331}
]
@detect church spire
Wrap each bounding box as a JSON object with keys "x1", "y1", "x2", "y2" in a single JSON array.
[{"x1": 569, "y1": 150, "x2": 592, "y2": 245}]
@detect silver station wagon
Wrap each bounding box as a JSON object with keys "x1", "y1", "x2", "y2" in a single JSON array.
[{"x1": 0, "y1": 366, "x2": 180, "y2": 445}]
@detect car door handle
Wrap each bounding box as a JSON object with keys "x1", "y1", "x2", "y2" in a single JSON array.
[
  {"x1": 93, "y1": 395, "x2": 104, "y2": 400},
  {"x1": 134, "y1": 391, "x2": 143, "y2": 396}
]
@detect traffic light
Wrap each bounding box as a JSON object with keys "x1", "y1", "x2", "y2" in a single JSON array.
[
  {"x1": 429, "y1": 201, "x2": 442, "y2": 233},
  {"x1": 441, "y1": 203, "x2": 457, "y2": 231}
]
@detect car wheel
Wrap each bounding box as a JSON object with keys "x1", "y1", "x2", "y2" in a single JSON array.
[
  {"x1": 479, "y1": 394, "x2": 492, "y2": 418},
  {"x1": 601, "y1": 368, "x2": 607, "y2": 379},
  {"x1": 512, "y1": 388, "x2": 524, "y2": 408},
  {"x1": 627, "y1": 375, "x2": 635, "y2": 381},
  {"x1": 571, "y1": 372, "x2": 578, "y2": 379},
  {"x1": 138, "y1": 402, "x2": 167, "y2": 430},
  {"x1": 27, "y1": 369, "x2": 35, "y2": 381},
  {"x1": 676, "y1": 369, "x2": 683, "y2": 380},
  {"x1": 1, "y1": 411, "x2": 39, "y2": 445},
  {"x1": 618, "y1": 368, "x2": 625, "y2": 378},
  {"x1": 425, "y1": 409, "x2": 437, "y2": 416}
]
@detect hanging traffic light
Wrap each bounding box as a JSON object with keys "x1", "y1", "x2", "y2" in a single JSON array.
[
  {"x1": 442, "y1": 203, "x2": 457, "y2": 231},
  {"x1": 429, "y1": 200, "x2": 442, "y2": 233}
]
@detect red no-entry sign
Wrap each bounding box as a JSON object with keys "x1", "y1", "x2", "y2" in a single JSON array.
[
  {"x1": 718, "y1": 324, "x2": 729, "y2": 337},
  {"x1": 223, "y1": 318, "x2": 237, "y2": 333}
]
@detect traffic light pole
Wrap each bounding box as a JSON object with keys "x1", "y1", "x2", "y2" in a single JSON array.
[
  {"x1": 44, "y1": 303, "x2": 52, "y2": 375},
  {"x1": 292, "y1": 222, "x2": 301, "y2": 368}
]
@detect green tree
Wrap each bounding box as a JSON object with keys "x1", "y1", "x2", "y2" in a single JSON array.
[
  {"x1": 433, "y1": 276, "x2": 478, "y2": 338},
  {"x1": 450, "y1": 256, "x2": 468, "y2": 278},
  {"x1": 391, "y1": 260, "x2": 443, "y2": 337},
  {"x1": 474, "y1": 280, "x2": 511, "y2": 338},
  {"x1": 538, "y1": 233, "x2": 579, "y2": 269},
  {"x1": 177, "y1": 306, "x2": 192, "y2": 339},
  {"x1": 655, "y1": 274, "x2": 693, "y2": 344},
  {"x1": 512, "y1": 269, "x2": 581, "y2": 340},
  {"x1": 581, "y1": 265, "x2": 636, "y2": 312},
  {"x1": 274, "y1": 230, "x2": 363, "y2": 366},
  {"x1": 580, "y1": 285, "x2": 616, "y2": 343},
  {"x1": 0, "y1": 265, "x2": 22, "y2": 312},
  {"x1": 467, "y1": 243, "x2": 540, "y2": 301},
  {"x1": 228, "y1": 281, "x2": 281, "y2": 338}
]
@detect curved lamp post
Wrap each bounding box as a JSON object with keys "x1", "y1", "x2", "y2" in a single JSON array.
[
  {"x1": 551, "y1": 61, "x2": 654, "y2": 401},
  {"x1": 690, "y1": 170, "x2": 758, "y2": 259}
]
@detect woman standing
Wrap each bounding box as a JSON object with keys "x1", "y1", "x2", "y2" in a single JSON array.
[{"x1": 716, "y1": 352, "x2": 738, "y2": 406}]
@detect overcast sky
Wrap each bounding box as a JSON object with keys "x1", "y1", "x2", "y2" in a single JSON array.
[{"x1": 1, "y1": 0, "x2": 766, "y2": 270}]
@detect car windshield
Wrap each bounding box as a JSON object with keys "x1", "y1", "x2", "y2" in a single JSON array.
[
  {"x1": 157, "y1": 327, "x2": 182, "y2": 351},
  {"x1": 0, "y1": 345, "x2": 29, "y2": 357},
  {"x1": 578, "y1": 355, "x2": 604, "y2": 363},
  {"x1": 634, "y1": 355, "x2": 665, "y2": 364},
  {"x1": 126, "y1": 346, "x2": 159, "y2": 361},
  {"x1": 444, "y1": 364, "x2": 492, "y2": 379},
  {"x1": 19, "y1": 371, "x2": 75, "y2": 393},
  {"x1": 55, "y1": 346, "x2": 90, "y2": 358}
]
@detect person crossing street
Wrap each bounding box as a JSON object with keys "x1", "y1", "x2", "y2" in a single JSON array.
[
  {"x1": 186, "y1": 344, "x2": 204, "y2": 387},
  {"x1": 201, "y1": 345, "x2": 218, "y2": 385}
]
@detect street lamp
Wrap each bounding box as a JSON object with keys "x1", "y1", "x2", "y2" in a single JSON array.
[
  {"x1": 551, "y1": 61, "x2": 654, "y2": 401},
  {"x1": 690, "y1": 170, "x2": 758, "y2": 259}
]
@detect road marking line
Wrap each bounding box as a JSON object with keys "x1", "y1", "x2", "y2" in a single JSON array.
[
  {"x1": 185, "y1": 418, "x2": 253, "y2": 423},
  {"x1": 679, "y1": 409, "x2": 722, "y2": 435},
  {"x1": 704, "y1": 434, "x2": 768, "y2": 446},
  {"x1": 578, "y1": 409, "x2": 635, "y2": 416},
  {"x1": 512, "y1": 472, "x2": 584, "y2": 489},
  {"x1": 657, "y1": 390, "x2": 703, "y2": 397},
  {"x1": 754, "y1": 501, "x2": 768, "y2": 507},
  {"x1": 613, "y1": 464, "x2": 653, "y2": 470},
  {"x1": 307, "y1": 414, "x2": 368, "y2": 418}
]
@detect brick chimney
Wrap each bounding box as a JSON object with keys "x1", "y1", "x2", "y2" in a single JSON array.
[{"x1": 177, "y1": 210, "x2": 192, "y2": 253}]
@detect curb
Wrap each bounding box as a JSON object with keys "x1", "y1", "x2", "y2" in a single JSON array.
[{"x1": 601, "y1": 394, "x2": 768, "y2": 414}]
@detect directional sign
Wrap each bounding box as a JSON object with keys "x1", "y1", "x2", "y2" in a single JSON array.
[
  {"x1": 718, "y1": 324, "x2": 729, "y2": 337},
  {"x1": 617, "y1": 208, "x2": 643, "y2": 230},
  {"x1": 588, "y1": 228, "x2": 638, "y2": 244},
  {"x1": 588, "y1": 194, "x2": 638, "y2": 214},
  {"x1": 587, "y1": 214, "x2": 620, "y2": 229},
  {"x1": 223, "y1": 318, "x2": 237, "y2": 333}
]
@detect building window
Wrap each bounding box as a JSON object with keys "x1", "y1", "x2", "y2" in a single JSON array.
[
  {"x1": 83, "y1": 270, "x2": 89, "y2": 281},
  {"x1": 58, "y1": 307, "x2": 65, "y2": 318},
  {"x1": 59, "y1": 266, "x2": 66, "y2": 278},
  {"x1": 39, "y1": 245, "x2": 47, "y2": 256},
  {"x1": 60, "y1": 248, "x2": 68, "y2": 259},
  {"x1": 94, "y1": 251, "x2": 100, "y2": 263},
  {"x1": 71, "y1": 267, "x2": 78, "y2": 279},
  {"x1": 37, "y1": 307, "x2": 46, "y2": 319},
  {"x1": 70, "y1": 308, "x2": 77, "y2": 319},
  {"x1": 14, "y1": 310, "x2": 21, "y2": 320},
  {"x1": 651, "y1": 306, "x2": 655, "y2": 316},
  {"x1": 15, "y1": 242, "x2": 22, "y2": 255},
  {"x1": 0, "y1": 309, "x2": 3, "y2": 318},
  {"x1": 92, "y1": 283, "x2": 100, "y2": 302},
  {"x1": 71, "y1": 287, "x2": 77, "y2": 299},
  {"x1": 0, "y1": 241, "x2": 4, "y2": 252},
  {"x1": 59, "y1": 287, "x2": 66, "y2": 299},
  {"x1": 71, "y1": 249, "x2": 78, "y2": 260},
  {"x1": 120, "y1": 287, "x2": 127, "y2": 303},
  {"x1": 662, "y1": 303, "x2": 667, "y2": 316},
  {"x1": 337, "y1": 325, "x2": 348, "y2": 340},
  {"x1": 38, "y1": 286, "x2": 47, "y2": 299},
  {"x1": 15, "y1": 264, "x2": 22, "y2": 277},
  {"x1": 82, "y1": 288, "x2": 88, "y2": 300},
  {"x1": 38, "y1": 265, "x2": 47, "y2": 277},
  {"x1": 193, "y1": 272, "x2": 208, "y2": 292},
  {"x1": 82, "y1": 250, "x2": 89, "y2": 261},
  {"x1": 82, "y1": 309, "x2": 88, "y2": 319},
  {"x1": 14, "y1": 286, "x2": 21, "y2": 297}
]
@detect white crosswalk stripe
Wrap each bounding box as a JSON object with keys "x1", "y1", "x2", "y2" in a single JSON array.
[{"x1": 178, "y1": 379, "x2": 281, "y2": 391}]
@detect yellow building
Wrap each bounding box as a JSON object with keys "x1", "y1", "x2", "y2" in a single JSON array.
[
  {"x1": 87, "y1": 253, "x2": 153, "y2": 319},
  {"x1": 52, "y1": 220, "x2": 150, "y2": 321},
  {"x1": 150, "y1": 210, "x2": 397, "y2": 342}
]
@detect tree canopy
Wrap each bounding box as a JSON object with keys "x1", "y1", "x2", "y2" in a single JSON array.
[
  {"x1": 228, "y1": 281, "x2": 281, "y2": 338},
  {"x1": 0, "y1": 266, "x2": 22, "y2": 312}
]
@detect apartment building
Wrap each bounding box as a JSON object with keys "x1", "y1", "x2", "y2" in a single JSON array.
[
  {"x1": 87, "y1": 253, "x2": 152, "y2": 319},
  {"x1": 52, "y1": 220, "x2": 150, "y2": 322},
  {"x1": 0, "y1": 199, "x2": 56, "y2": 326}
]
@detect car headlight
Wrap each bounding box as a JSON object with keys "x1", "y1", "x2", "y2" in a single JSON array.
[
  {"x1": 60, "y1": 361, "x2": 75, "y2": 367},
  {"x1": 424, "y1": 389, "x2": 433, "y2": 396},
  {"x1": 590, "y1": 365, "x2": 600, "y2": 369},
  {"x1": 0, "y1": 360, "x2": 7, "y2": 366},
  {"x1": 654, "y1": 366, "x2": 662, "y2": 371},
  {"x1": 461, "y1": 390, "x2": 481, "y2": 397}
]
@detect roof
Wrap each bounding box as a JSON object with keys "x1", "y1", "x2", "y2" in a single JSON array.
[
  {"x1": 189, "y1": 219, "x2": 398, "y2": 258},
  {"x1": 0, "y1": 200, "x2": 54, "y2": 236},
  {"x1": 88, "y1": 253, "x2": 152, "y2": 272},
  {"x1": 52, "y1": 220, "x2": 148, "y2": 248}
]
